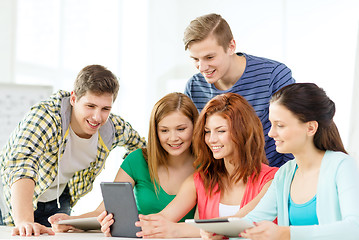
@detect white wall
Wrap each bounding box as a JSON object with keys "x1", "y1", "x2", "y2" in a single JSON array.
[
  {"x1": 348, "y1": 25, "x2": 359, "y2": 160},
  {"x1": 0, "y1": 0, "x2": 16, "y2": 83},
  {"x1": 1, "y1": 0, "x2": 358, "y2": 214}
]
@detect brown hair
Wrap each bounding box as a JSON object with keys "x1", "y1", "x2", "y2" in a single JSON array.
[
  {"x1": 183, "y1": 13, "x2": 233, "y2": 51},
  {"x1": 270, "y1": 83, "x2": 347, "y2": 153},
  {"x1": 193, "y1": 93, "x2": 268, "y2": 196},
  {"x1": 74, "y1": 65, "x2": 119, "y2": 101},
  {"x1": 143, "y1": 92, "x2": 199, "y2": 192}
]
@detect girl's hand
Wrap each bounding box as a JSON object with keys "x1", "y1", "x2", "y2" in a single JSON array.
[
  {"x1": 240, "y1": 221, "x2": 290, "y2": 240},
  {"x1": 200, "y1": 229, "x2": 226, "y2": 240},
  {"x1": 12, "y1": 222, "x2": 55, "y2": 237},
  {"x1": 97, "y1": 210, "x2": 114, "y2": 237},
  {"x1": 135, "y1": 214, "x2": 178, "y2": 238},
  {"x1": 48, "y1": 213, "x2": 76, "y2": 232}
]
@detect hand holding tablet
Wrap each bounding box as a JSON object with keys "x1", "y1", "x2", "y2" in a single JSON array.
[
  {"x1": 57, "y1": 217, "x2": 101, "y2": 231},
  {"x1": 100, "y1": 182, "x2": 141, "y2": 238},
  {"x1": 185, "y1": 217, "x2": 254, "y2": 238}
]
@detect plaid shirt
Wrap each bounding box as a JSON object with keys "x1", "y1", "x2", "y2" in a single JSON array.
[{"x1": 0, "y1": 90, "x2": 146, "y2": 225}]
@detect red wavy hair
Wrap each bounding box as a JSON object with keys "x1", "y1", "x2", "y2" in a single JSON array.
[{"x1": 193, "y1": 93, "x2": 268, "y2": 196}]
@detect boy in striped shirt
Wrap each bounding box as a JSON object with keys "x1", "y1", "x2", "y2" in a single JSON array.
[{"x1": 183, "y1": 13, "x2": 295, "y2": 167}]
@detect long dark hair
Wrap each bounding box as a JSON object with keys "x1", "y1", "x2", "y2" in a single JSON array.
[{"x1": 270, "y1": 83, "x2": 347, "y2": 153}]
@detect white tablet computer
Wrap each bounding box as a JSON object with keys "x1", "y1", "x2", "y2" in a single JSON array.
[
  {"x1": 57, "y1": 217, "x2": 101, "y2": 231},
  {"x1": 185, "y1": 217, "x2": 254, "y2": 238},
  {"x1": 100, "y1": 182, "x2": 141, "y2": 238}
]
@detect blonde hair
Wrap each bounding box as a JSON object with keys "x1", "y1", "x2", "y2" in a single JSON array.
[
  {"x1": 143, "y1": 92, "x2": 198, "y2": 192},
  {"x1": 183, "y1": 13, "x2": 233, "y2": 51}
]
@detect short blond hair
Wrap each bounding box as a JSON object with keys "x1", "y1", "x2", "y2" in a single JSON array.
[{"x1": 183, "y1": 13, "x2": 233, "y2": 51}]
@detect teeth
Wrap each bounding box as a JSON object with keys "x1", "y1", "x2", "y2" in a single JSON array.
[
  {"x1": 204, "y1": 70, "x2": 215, "y2": 76},
  {"x1": 169, "y1": 144, "x2": 181, "y2": 147},
  {"x1": 212, "y1": 146, "x2": 222, "y2": 150},
  {"x1": 88, "y1": 122, "x2": 99, "y2": 127}
]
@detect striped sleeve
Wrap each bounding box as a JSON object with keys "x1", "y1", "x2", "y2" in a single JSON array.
[{"x1": 269, "y1": 62, "x2": 295, "y2": 95}]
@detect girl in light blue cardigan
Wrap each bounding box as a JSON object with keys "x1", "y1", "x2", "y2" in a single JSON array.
[{"x1": 240, "y1": 83, "x2": 359, "y2": 240}]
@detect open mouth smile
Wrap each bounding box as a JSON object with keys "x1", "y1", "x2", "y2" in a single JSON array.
[
  {"x1": 211, "y1": 145, "x2": 223, "y2": 151},
  {"x1": 87, "y1": 120, "x2": 100, "y2": 128},
  {"x1": 203, "y1": 69, "x2": 215, "y2": 77},
  {"x1": 168, "y1": 143, "x2": 183, "y2": 149}
]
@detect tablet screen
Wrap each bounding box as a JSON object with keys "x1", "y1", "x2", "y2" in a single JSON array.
[{"x1": 100, "y1": 182, "x2": 141, "y2": 238}]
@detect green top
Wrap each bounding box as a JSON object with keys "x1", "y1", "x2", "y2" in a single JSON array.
[{"x1": 121, "y1": 149, "x2": 195, "y2": 222}]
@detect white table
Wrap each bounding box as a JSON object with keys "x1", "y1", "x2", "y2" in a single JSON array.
[{"x1": 0, "y1": 226, "x2": 202, "y2": 240}]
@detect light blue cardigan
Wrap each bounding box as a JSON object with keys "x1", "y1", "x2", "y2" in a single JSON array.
[{"x1": 245, "y1": 151, "x2": 359, "y2": 240}]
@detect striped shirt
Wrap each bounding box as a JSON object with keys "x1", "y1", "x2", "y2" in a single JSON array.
[
  {"x1": 184, "y1": 52, "x2": 295, "y2": 167},
  {"x1": 0, "y1": 90, "x2": 146, "y2": 225}
]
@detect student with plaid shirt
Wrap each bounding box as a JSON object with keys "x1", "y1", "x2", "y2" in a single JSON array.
[{"x1": 0, "y1": 65, "x2": 146, "y2": 236}]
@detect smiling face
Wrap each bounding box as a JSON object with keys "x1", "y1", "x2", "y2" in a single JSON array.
[
  {"x1": 157, "y1": 111, "x2": 194, "y2": 158},
  {"x1": 204, "y1": 113, "x2": 234, "y2": 162},
  {"x1": 268, "y1": 101, "x2": 314, "y2": 155},
  {"x1": 70, "y1": 91, "x2": 113, "y2": 139},
  {"x1": 188, "y1": 35, "x2": 235, "y2": 85}
]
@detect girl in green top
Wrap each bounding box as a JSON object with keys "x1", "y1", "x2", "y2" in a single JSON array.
[{"x1": 49, "y1": 92, "x2": 198, "y2": 234}]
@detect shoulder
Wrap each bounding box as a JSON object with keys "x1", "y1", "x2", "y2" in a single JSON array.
[
  {"x1": 188, "y1": 73, "x2": 205, "y2": 82},
  {"x1": 249, "y1": 164, "x2": 278, "y2": 189},
  {"x1": 324, "y1": 150, "x2": 351, "y2": 162},
  {"x1": 18, "y1": 90, "x2": 69, "y2": 128},
  {"x1": 185, "y1": 73, "x2": 212, "y2": 93},
  {"x1": 121, "y1": 149, "x2": 149, "y2": 179},
  {"x1": 123, "y1": 148, "x2": 146, "y2": 163},
  {"x1": 243, "y1": 52, "x2": 287, "y2": 68},
  {"x1": 186, "y1": 72, "x2": 210, "y2": 85},
  {"x1": 26, "y1": 90, "x2": 71, "y2": 127},
  {"x1": 41, "y1": 90, "x2": 70, "y2": 110},
  {"x1": 277, "y1": 159, "x2": 297, "y2": 172},
  {"x1": 193, "y1": 171, "x2": 201, "y2": 182},
  {"x1": 243, "y1": 53, "x2": 292, "y2": 77},
  {"x1": 185, "y1": 73, "x2": 208, "y2": 89},
  {"x1": 322, "y1": 151, "x2": 357, "y2": 175},
  {"x1": 258, "y1": 163, "x2": 278, "y2": 180},
  {"x1": 51, "y1": 90, "x2": 71, "y2": 99},
  {"x1": 30, "y1": 90, "x2": 69, "y2": 113},
  {"x1": 193, "y1": 172, "x2": 206, "y2": 188},
  {"x1": 106, "y1": 113, "x2": 140, "y2": 132},
  {"x1": 107, "y1": 113, "x2": 126, "y2": 126},
  {"x1": 105, "y1": 113, "x2": 135, "y2": 134},
  {"x1": 272, "y1": 159, "x2": 297, "y2": 182},
  {"x1": 121, "y1": 149, "x2": 147, "y2": 169},
  {"x1": 242, "y1": 52, "x2": 293, "y2": 85}
]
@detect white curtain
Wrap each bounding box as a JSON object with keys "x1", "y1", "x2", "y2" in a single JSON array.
[{"x1": 348, "y1": 23, "x2": 359, "y2": 162}]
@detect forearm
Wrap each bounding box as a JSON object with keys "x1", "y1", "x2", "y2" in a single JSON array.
[
  {"x1": 173, "y1": 222, "x2": 200, "y2": 238},
  {"x1": 78, "y1": 202, "x2": 105, "y2": 218},
  {"x1": 279, "y1": 226, "x2": 290, "y2": 240},
  {"x1": 10, "y1": 179, "x2": 36, "y2": 225},
  {"x1": 159, "y1": 176, "x2": 197, "y2": 223}
]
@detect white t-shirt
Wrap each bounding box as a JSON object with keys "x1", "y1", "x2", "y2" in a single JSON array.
[
  {"x1": 38, "y1": 127, "x2": 98, "y2": 202},
  {"x1": 219, "y1": 203, "x2": 240, "y2": 217}
]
